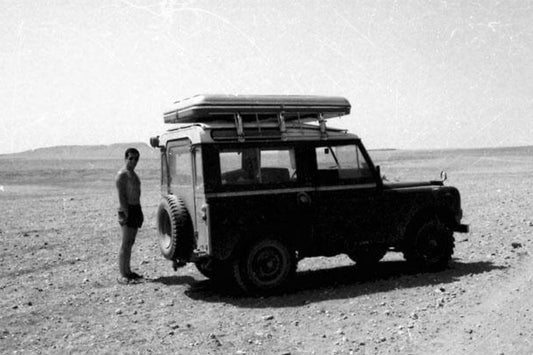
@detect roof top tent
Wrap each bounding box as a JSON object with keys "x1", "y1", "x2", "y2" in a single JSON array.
[
  {"x1": 163, "y1": 94, "x2": 352, "y2": 141},
  {"x1": 163, "y1": 94, "x2": 351, "y2": 123}
]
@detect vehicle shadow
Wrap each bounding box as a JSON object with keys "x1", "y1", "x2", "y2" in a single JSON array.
[{"x1": 183, "y1": 259, "x2": 507, "y2": 307}]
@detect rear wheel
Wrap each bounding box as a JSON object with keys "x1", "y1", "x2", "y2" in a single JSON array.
[
  {"x1": 403, "y1": 218, "x2": 454, "y2": 270},
  {"x1": 195, "y1": 258, "x2": 216, "y2": 278},
  {"x1": 233, "y1": 239, "x2": 296, "y2": 294},
  {"x1": 195, "y1": 258, "x2": 233, "y2": 282}
]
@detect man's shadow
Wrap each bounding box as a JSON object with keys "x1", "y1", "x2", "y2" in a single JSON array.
[
  {"x1": 182, "y1": 259, "x2": 506, "y2": 307},
  {"x1": 150, "y1": 275, "x2": 197, "y2": 286}
]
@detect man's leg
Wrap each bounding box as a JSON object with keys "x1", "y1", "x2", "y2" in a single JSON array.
[{"x1": 119, "y1": 226, "x2": 137, "y2": 277}]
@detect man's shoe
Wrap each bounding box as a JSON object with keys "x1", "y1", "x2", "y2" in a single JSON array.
[
  {"x1": 129, "y1": 272, "x2": 143, "y2": 280},
  {"x1": 117, "y1": 276, "x2": 132, "y2": 285}
]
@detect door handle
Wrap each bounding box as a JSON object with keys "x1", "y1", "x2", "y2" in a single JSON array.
[{"x1": 297, "y1": 191, "x2": 311, "y2": 206}]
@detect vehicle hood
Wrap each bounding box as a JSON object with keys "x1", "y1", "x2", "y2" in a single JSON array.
[{"x1": 382, "y1": 180, "x2": 444, "y2": 190}]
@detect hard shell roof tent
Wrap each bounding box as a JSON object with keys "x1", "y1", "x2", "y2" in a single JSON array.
[
  {"x1": 163, "y1": 94, "x2": 351, "y2": 124},
  {"x1": 154, "y1": 94, "x2": 353, "y2": 145}
]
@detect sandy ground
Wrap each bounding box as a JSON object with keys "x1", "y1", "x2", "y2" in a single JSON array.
[{"x1": 1, "y1": 147, "x2": 532, "y2": 354}]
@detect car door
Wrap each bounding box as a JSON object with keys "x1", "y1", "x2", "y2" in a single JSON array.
[
  {"x1": 166, "y1": 139, "x2": 196, "y2": 233},
  {"x1": 311, "y1": 142, "x2": 382, "y2": 254}
]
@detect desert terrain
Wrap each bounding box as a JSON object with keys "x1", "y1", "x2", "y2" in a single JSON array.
[{"x1": 1, "y1": 144, "x2": 532, "y2": 354}]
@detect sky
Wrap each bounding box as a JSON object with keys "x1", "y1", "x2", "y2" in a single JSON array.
[{"x1": 1, "y1": 0, "x2": 532, "y2": 154}]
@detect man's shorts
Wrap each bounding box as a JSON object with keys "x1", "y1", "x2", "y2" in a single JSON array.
[{"x1": 118, "y1": 205, "x2": 144, "y2": 228}]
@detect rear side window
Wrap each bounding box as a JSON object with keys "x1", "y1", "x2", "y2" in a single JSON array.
[
  {"x1": 220, "y1": 147, "x2": 296, "y2": 185},
  {"x1": 168, "y1": 144, "x2": 192, "y2": 190}
]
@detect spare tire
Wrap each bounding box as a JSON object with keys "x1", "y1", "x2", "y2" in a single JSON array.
[{"x1": 156, "y1": 195, "x2": 194, "y2": 261}]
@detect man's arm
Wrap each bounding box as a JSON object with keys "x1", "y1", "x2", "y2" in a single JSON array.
[{"x1": 116, "y1": 172, "x2": 130, "y2": 215}]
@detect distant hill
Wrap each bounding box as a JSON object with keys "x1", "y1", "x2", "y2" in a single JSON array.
[
  {"x1": 0, "y1": 143, "x2": 159, "y2": 160},
  {"x1": 1, "y1": 143, "x2": 532, "y2": 161}
]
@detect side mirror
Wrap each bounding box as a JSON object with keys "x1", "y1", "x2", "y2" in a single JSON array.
[{"x1": 440, "y1": 170, "x2": 448, "y2": 182}]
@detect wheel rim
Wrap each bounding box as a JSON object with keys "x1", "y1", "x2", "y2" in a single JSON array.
[
  {"x1": 158, "y1": 210, "x2": 171, "y2": 249},
  {"x1": 249, "y1": 245, "x2": 286, "y2": 285}
]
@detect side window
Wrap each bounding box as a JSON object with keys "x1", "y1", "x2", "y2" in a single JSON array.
[
  {"x1": 220, "y1": 149, "x2": 257, "y2": 184},
  {"x1": 168, "y1": 144, "x2": 192, "y2": 192},
  {"x1": 194, "y1": 148, "x2": 203, "y2": 191},
  {"x1": 161, "y1": 149, "x2": 168, "y2": 189},
  {"x1": 220, "y1": 147, "x2": 296, "y2": 185},
  {"x1": 315, "y1": 144, "x2": 373, "y2": 183},
  {"x1": 260, "y1": 149, "x2": 296, "y2": 183}
]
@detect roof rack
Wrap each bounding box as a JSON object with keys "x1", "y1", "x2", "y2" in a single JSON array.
[{"x1": 163, "y1": 94, "x2": 351, "y2": 141}]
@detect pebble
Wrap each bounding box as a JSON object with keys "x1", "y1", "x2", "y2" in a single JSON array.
[
  {"x1": 115, "y1": 309, "x2": 122, "y2": 315},
  {"x1": 263, "y1": 315, "x2": 274, "y2": 321}
]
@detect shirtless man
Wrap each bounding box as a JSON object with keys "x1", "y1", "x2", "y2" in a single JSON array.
[{"x1": 116, "y1": 148, "x2": 144, "y2": 284}]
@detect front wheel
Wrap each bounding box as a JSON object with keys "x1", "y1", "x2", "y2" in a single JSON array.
[
  {"x1": 233, "y1": 239, "x2": 296, "y2": 294},
  {"x1": 403, "y1": 218, "x2": 455, "y2": 270}
]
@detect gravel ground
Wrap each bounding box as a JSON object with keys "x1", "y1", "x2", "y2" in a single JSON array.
[{"x1": 1, "y1": 147, "x2": 532, "y2": 354}]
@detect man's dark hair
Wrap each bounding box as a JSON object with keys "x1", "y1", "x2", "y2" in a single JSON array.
[{"x1": 124, "y1": 147, "x2": 140, "y2": 159}]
